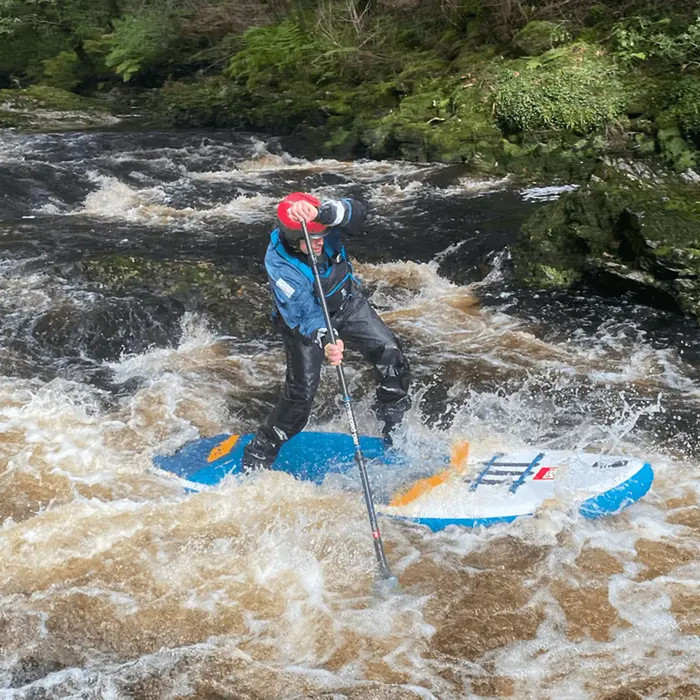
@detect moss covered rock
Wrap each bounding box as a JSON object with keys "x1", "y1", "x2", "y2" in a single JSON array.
[
  {"x1": 513, "y1": 21, "x2": 571, "y2": 57},
  {"x1": 0, "y1": 85, "x2": 115, "y2": 130},
  {"x1": 150, "y1": 30, "x2": 698, "y2": 185},
  {"x1": 515, "y1": 169, "x2": 700, "y2": 319},
  {"x1": 77, "y1": 255, "x2": 271, "y2": 336}
]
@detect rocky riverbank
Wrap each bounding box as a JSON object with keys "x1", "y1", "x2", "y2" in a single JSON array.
[{"x1": 0, "y1": 86, "x2": 117, "y2": 130}]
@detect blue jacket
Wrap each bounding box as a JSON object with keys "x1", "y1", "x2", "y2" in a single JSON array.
[{"x1": 264, "y1": 198, "x2": 366, "y2": 344}]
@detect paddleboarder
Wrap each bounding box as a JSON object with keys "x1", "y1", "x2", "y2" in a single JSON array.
[{"x1": 242, "y1": 192, "x2": 411, "y2": 472}]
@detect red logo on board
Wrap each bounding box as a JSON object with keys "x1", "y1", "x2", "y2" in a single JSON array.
[{"x1": 533, "y1": 466, "x2": 558, "y2": 480}]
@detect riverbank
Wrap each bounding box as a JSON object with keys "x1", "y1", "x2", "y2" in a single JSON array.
[{"x1": 2, "y1": 4, "x2": 698, "y2": 179}]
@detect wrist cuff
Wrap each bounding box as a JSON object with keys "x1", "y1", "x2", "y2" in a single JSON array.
[{"x1": 315, "y1": 201, "x2": 345, "y2": 226}]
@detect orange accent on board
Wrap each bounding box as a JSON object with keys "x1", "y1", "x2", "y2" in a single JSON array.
[
  {"x1": 207, "y1": 435, "x2": 239, "y2": 463},
  {"x1": 389, "y1": 441, "x2": 470, "y2": 507}
]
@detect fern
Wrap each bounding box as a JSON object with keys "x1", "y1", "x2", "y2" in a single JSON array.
[
  {"x1": 105, "y1": 11, "x2": 179, "y2": 82},
  {"x1": 226, "y1": 20, "x2": 324, "y2": 88}
]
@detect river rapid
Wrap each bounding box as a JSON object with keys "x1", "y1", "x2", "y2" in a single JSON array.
[{"x1": 0, "y1": 129, "x2": 698, "y2": 700}]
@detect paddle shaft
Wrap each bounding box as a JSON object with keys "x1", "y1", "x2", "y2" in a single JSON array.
[{"x1": 300, "y1": 220, "x2": 393, "y2": 580}]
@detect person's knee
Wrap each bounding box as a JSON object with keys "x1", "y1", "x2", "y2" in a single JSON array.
[
  {"x1": 285, "y1": 376, "x2": 320, "y2": 405},
  {"x1": 376, "y1": 342, "x2": 410, "y2": 387}
]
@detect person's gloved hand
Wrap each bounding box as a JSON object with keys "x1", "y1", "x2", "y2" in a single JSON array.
[
  {"x1": 324, "y1": 339, "x2": 344, "y2": 366},
  {"x1": 287, "y1": 199, "x2": 318, "y2": 224}
]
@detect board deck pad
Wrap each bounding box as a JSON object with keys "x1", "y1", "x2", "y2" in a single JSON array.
[{"x1": 153, "y1": 431, "x2": 654, "y2": 531}]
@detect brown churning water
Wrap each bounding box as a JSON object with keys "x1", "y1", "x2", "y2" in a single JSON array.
[{"x1": 0, "y1": 131, "x2": 698, "y2": 699}]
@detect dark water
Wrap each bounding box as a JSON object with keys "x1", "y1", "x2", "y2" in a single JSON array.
[{"x1": 0, "y1": 129, "x2": 698, "y2": 699}]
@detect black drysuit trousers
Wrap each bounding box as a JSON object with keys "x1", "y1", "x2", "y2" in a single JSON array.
[{"x1": 243, "y1": 295, "x2": 411, "y2": 470}]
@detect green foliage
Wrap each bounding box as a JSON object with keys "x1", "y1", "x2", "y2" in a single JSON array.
[
  {"x1": 609, "y1": 16, "x2": 700, "y2": 68},
  {"x1": 494, "y1": 45, "x2": 626, "y2": 133},
  {"x1": 0, "y1": 0, "x2": 118, "y2": 84},
  {"x1": 40, "y1": 37, "x2": 111, "y2": 89},
  {"x1": 225, "y1": 19, "x2": 321, "y2": 86},
  {"x1": 0, "y1": 0, "x2": 114, "y2": 42},
  {"x1": 159, "y1": 76, "x2": 241, "y2": 127},
  {"x1": 226, "y1": 10, "x2": 429, "y2": 89},
  {"x1": 105, "y1": 11, "x2": 181, "y2": 82},
  {"x1": 671, "y1": 76, "x2": 700, "y2": 142},
  {"x1": 41, "y1": 51, "x2": 83, "y2": 90},
  {"x1": 513, "y1": 21, "x2": 571, "y2": 57}
]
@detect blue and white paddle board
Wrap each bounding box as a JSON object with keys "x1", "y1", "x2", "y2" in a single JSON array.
[{"x1": 153, "y1": 431, "x2": 653, "y2": 531}]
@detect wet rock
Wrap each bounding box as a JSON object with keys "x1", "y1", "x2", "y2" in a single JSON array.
[
  {"x1": 515, "y1": 167, "x2": 700, "y2": 321},
  {"x1": 73, "y1": 255, "x2": 272, "y2": 339}
]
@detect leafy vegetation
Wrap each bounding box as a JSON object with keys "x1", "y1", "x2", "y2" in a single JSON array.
[
  {"x1": 105, "y1": 11, "x2": 182, "y2": 82},
  {"x1": 0, "y1": 0, "x2": 698, "y2": 177},
  {"x1": 225, "y1": 19, "x2": 324, "y2": 87},
  {"x1": 494, "y1": 44, "x2": 625, "y2": 133},
  {"x1": 608, "y1": 16, "x2": 700, "y2": 69}
]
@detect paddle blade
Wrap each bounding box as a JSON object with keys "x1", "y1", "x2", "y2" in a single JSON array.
[
  {"x1": 389, "y1": 441, "x2": 470, "y2": 508},
  {"x1": 451, "y1": 440, "x2": 470, "y2": 473},
  {"x1": 207, "y1": 435, "x2": 239, "y2": 463},
  {"x1": 389, "y1": 469, "x2": 451, "y2": 507}
]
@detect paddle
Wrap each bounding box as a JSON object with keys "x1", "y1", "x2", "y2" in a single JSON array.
[{"x1": 300, "y1": 219, "x2": 396, "y2": 584}]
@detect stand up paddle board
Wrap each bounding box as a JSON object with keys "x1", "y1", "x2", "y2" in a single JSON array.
[{"x1": 153, "y1": 431, "x2": 653, "y2": 531}]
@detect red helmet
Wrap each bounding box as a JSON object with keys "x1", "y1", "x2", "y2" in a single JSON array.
[{"x1": 277, "y1": 192, "x2": 327, "y2": 235}]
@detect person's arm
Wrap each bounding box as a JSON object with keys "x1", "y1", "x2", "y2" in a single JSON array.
[
  {"x1": 315, "y1": 198, "x2": 368, "y2": 234},
  {"x1": 284, "y1": 197, "x2": 368, "y2": 234}
]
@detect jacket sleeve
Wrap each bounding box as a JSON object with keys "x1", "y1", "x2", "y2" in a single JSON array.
[
  {"x1": 315, "y1": 198, "x2": 367, "y2": 235},
  {"x1": 266, "y1": 261, "x2": 330, "y2": 345}
]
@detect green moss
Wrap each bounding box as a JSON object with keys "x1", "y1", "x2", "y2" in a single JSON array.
[
  {"x1": 0, "y1": 84, "x2": 104, "y2": 111},
  {"x1": 358, "y1": 65, "x2": 502, "y2": 164},
  {"x1": 81, "y1": 256, "x2": 236, "y2": 296},
  {"x1": 79, "y1": 255, "x2": 270, "y2": 335},
  {"x1": 494, "y1": 44, "x2": 626, "y2": 134},
  {"x1": 530, "y1": 264, "x2": 582, "y2": 287},
  {"x1": 513, "y1": 21, "x2": 571, "y2": 57},
  {"x1": 515, "y1": 172, "x2": 700, "y2": 318},
  {"x1": 0, "y1": 85, "x2": 112, "y2": 129},
  {"x1": 158, "y1": 77, "x2": 241, "y2": 128}
]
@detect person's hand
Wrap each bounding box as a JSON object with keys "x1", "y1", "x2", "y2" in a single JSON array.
[
  {"x1": 324, "y1": 339, "x2": 344, "y2": 366},
  {"x1": 287, "y1": 199, "x2": 318, "y2": 225}
]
